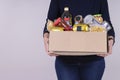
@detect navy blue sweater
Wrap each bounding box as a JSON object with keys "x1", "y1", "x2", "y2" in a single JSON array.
[
  {"x1": 43, "y1": 0, "x2": 115, "y2": 61},
  {"x1": 43, "y1": 0, "x2": 115, "y2": 37}
]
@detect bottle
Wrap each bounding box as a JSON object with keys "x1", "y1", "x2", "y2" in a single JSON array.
[
  {"x1": 61, "y1": 7, "x2": 72, "y2": 26},
  {"x1": 93, "y1": 14, "x2": 103, "y2": 23}
]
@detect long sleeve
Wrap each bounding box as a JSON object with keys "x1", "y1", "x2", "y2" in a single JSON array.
[
  {"x1": 100, "y1": 0, "x2": 115, "y2": 38},
  {"x1": 43, "y1": 0, "x2": 60, "y2": 34}
]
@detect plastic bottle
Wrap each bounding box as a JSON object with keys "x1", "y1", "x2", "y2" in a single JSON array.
[{"x1": 61, "y1": 7, "x2": 72, "y2": 26}]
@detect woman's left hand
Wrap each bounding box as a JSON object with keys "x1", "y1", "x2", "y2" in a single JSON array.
[{"x1": 97, "y1": 39, "x2": 114, "y2": 57}]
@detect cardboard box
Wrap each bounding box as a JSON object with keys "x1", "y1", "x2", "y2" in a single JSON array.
[{"x1": 49, "y1": 31, "x2": 107, "y2": 55}]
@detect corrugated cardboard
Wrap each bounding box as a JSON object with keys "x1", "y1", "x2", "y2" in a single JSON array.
[{"x1": 49, "y1": 31, "x2": 107, "y2": 55}]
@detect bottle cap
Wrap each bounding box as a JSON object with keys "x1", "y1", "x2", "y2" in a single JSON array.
[
  {"x1": 64, "y1": 7, "x2": 69, "y2": 11},
  {"x1": 93, "y1": 14, "x2": 102, "y2": 17}
]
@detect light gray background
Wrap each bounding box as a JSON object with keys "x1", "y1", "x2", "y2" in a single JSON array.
[{"x1": 0, "y1": 0, "x2": 119, "y2": 80}]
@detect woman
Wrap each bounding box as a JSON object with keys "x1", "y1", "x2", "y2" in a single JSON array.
[{"x1": 43, "y1": 0, "x2": 115, "y2": 80}]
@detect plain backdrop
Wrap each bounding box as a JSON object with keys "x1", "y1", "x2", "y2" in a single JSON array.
[{"x1": 0, "y1": 0, "x2": 120, "y2": 80}]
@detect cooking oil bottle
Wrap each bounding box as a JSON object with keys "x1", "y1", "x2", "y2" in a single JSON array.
[{"x1": 61, "y1": 7, "x2": 72, "y2": 26}]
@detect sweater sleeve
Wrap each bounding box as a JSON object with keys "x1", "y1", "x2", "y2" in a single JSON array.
[
  {"x1": 100, "y1": 0, "x2": 115, "y2": 38},
  {"x1": 43, "y1": 0, "x2": 60, "y2": 34}
]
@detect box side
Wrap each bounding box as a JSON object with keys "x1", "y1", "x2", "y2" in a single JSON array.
[{"x1": 49, "y1": 31, "x2": 107, "y2": 55}]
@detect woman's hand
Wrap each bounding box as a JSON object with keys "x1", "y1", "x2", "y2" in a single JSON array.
[
  {"x1": 43, "y1": 33, "x2": 59, "y2": 56},
  {"x1": 97, "y1": 37, "x2": 114, "y2": 57}
]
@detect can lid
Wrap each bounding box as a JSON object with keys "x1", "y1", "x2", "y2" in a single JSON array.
[
  {"x1": 93, "y1": 14, "x2": 102, "y2": 17},
  {"x1": 64, "y1": 7, "x2": 69, "y2": 11}
]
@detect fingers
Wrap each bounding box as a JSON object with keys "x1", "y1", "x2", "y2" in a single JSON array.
[
  {"x1": 43, "y1": 34, "x2": 59, "y2": 57},
  {"x1": 97, "y1": 39, "x2": 113, "y2": 57},
  {"x1": 97, "y1": 53, "x2": 109, "y2": 57},
  {"x1": 48, "y1": 51, "x2": 59, "y2": 56},
  {"x1": 97, "y1": 50, "x2": 112, "y2": 57},
  {"x1": 97, "y1": 53, "x2": 107, "y2": 57}
]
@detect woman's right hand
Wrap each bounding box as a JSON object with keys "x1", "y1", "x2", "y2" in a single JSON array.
[{"x1": 43, "y1": 33, "x2": 59, "y2": 56}]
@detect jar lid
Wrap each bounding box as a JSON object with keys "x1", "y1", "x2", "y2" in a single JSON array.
[{"x1": 93, "y1": 14, "x2": 102, "y2": 17}]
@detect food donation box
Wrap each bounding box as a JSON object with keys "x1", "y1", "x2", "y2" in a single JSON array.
[{"x1": 49, "y1": 31, "x2": 107, "y2": 55}]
